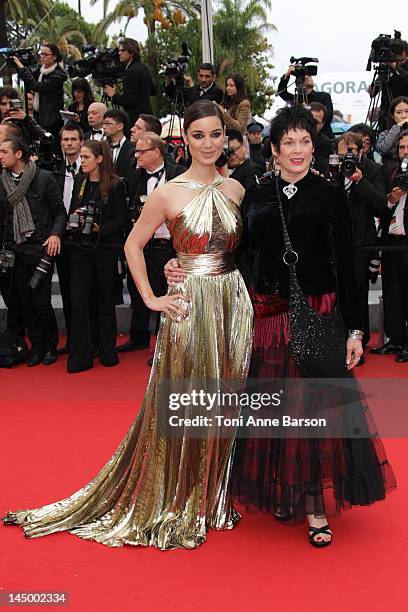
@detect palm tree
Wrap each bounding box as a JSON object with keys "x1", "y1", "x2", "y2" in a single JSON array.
[{"x1": 25, "y1": 14, "x2": 87, "y2": 61}]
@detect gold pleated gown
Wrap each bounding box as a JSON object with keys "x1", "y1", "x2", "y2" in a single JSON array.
[{"x1": 4, "y1": 177, "x2": 253, "y2": 550}]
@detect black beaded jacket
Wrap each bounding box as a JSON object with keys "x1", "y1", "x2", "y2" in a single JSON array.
[{"x1": 237, "y1": 171, "x2": 363, "y2": 330}]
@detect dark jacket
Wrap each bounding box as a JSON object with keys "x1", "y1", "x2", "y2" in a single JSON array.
[
  {"x1": 18, "y1": 65, "x2": 68, "y2": 131},
  {"x1": 249, "y1": 144, "x2": 267, "y2": 171},
  {"x1": 336, "y1": 158, "x2": 387, "y2": 246},
  {"x1": 112, "y1": 139, "x2": 135, "y2": 181},
  {"x1": 0, "y1": 168, "x2": 67, "y2": 250},
  {"x1": 314, "y1": 131, "x2": 332, "y2": 176},
  {"x1": 379, "y1": 58, "x2": 408, "y2": 128},
  {"x1": 237, "y1": 171, "x2": 362, "y2": 330},
  {"x1": 277, "y1": 74, "x2": 334, "y2": 139},
  {"x1": 127, "y1": 160, "x2": 186, "y2": 224},
  {"x1": 67, "y1": 101, "x2": 91, "y2": 134},
  {"x1": 69, "y1": 176, "x2": 128, "y2": 247},
  {"x1": 111, "y1": 59, "x2": 155, "y2": 131},
  {"x1": 231, "y1": 158, "x2": 262, "y2": 190},
  {"x1": 165, "y1": 81, "x2": 223, "y2": 106}
]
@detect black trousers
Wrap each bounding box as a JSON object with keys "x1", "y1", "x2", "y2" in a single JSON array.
[
  {"x1": 0, "y1": 271, "x2": 24, "y2": 335},
  {"x1": 127, "y1": 241, "x2": 175, "y2": 342},
  {"x1": 382, "y1": 241, "x2": 408, "y2": 348},
  {"x1": 11, "y1": 250, "x2": 58, "y2": 351},
  {"x1": 68, "y1": 246, "x2": 119, "y2": 372},
  {"x1": 353, "y1": 252, "x2": 371, "y2": 348},
  {"x1": 56, "y1": 246, "x2": 72, "y2": 344}
]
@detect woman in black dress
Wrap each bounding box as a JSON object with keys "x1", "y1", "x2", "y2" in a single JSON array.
[{"x1": 232, "y1": 106, "x2": 396, "y2": 546}]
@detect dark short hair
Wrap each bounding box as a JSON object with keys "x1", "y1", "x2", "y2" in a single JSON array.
[
  {"x1": 227, "y1": 128, "x2": 244, "y2": 144},
  {"x1": 269, "y1": 105, "x2": 317, "y2": 152},
  {"x1": 184, "y1": 100, "x2": 224, "y2": 133},
  {"x1": 336, "y1": 132, "x2": 363, "y2": 152},
  {"x1": 199, "y1": 63, "x2": 215, "y2": 75},
  {"x1": 310, "y1": 101, "x2": 327, "y2": 123},
  {"x1": 138, "y1": 114, "x2": 162, "y2": 135},
  {"x1": 0, "y1": 86, "x2": 19, "y2": 101},
  {"x1": 348, "y1": 123, "x2": 374, "y2": 141},
  {"x1": 43, "y1": 43, "x2": 62, "y2": 63},
  {"x1": 104, "y1": 108, "x2": 129, "y2": 132},
  {"x1": 119, "y1": 38, "x2": 140, "y2": 60},
  {"x1": 391, "y1": 39, "x2": 408, "y2": 56},
  {"x1": 59, "y1": 121, "x2": 84, "y2": 141},
  {"x1": 3, "y1": 135, "x2": 31, "y2": 161}
]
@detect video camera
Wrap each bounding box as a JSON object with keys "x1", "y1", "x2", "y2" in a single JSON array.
[
  {"x1": 0, "y1": 47, "x2": 37, "y2": 68},
  {"x1": 32, "y1": 132, "x2": 59, "y2": 171},
  {"x1": 67, "y1": 46, "x2": 124, "y2": 86},
  {"x1": 366, "y1": 30, "x2": 402, "y2": 74},
  {"x1": 160, "y1": 41, "x2": 191, "y2": 88},
  {"x1": 394, "y1": 157, "x2": 408, "y2": 190},
  {"x1": 290, "y1": 56, "x2": 319, "y2": 79},
  {"x1": 67, "y1": 202, "x2": 101, "y2": 237}
]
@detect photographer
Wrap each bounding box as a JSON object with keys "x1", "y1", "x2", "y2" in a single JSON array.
[
  {"x1": 348, "y1": 123, "x2": 377, "y2": 160},
  {"x1": 335, "y1": 132, "x2": 388, "y2": 359},
  {"x1": 67, "y1": 140, "x2": 127, "y2": 373},
  {"x1": 372, "y1": 130, "x2": 408, "y2": 362},
  {"x1": 376, "y1": 38, "x2": 408, "y2": 123},
  {"x1": 376, "y1": 96, "x2": 408, "y2": 179},
  {"x1": 164, "y1": 62, "x2": 223, "y2": 106},
  {"x1": 277, "y1": 63, "x2": 334, "y2": 139},
  {"x1": 117, "y1": 132, "x2": 185, "y2": 354},
  {"x1": 54, "y1": 123, "x2": 84, "y2": 354},
  {"x1": 247, "y1": 122, "x2": 266, "y2": 170},
  {"x1": 227, "y1": 129, "x2": 260, "y2": 189},
  {"x1": 67, "y1": 77, "x2": 95, "y2": 135},
  {"x1": 13, "y1": 44, "x2": 68, "y2": 151},
  {"x1": 103, "y1": 38, "x2": 155, "y2": 134},
  {"x1": 0, "y1": 136, "x2": 66, "y2": 366},
  {"x1": 0, "y1": 87, "x2": 48, "y2": 145}
]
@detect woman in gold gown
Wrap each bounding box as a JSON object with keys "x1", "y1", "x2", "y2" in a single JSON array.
[{"x1": 2, "y1": 101, "x2": 253, "y2": 550}]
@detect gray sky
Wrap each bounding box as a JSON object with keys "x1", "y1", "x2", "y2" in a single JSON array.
[{"x1": 65, "y1": 0, "x2": 404, "y2": 79}]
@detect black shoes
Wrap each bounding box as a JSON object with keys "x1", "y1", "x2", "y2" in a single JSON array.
[
  {"x1": 356, "y1": 354, "x2": 365, "y2": 366},
  {"x1": 147, "y1": 357, "x2": 154, "y2": 367},
  {"x1": 370, "y1": 341, "x2": 403, "y2": 355},
  {"x1": 396, "y1": 349, "x2": 408, "y2": 363},
  {"x1": 308, "y1": 524, "x2": 333, "y2": 548},
  {"x1": 117, "y1": 339, "x2": 150, "y2": 353},
  {"x1": 43, "y1": 349, "x2": 58, "y2": 366},
  {"x1": 26, "y1": 351, "x2": 44, "y2": 367}
]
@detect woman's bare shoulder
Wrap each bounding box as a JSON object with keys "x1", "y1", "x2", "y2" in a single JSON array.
[{"x1": 222, "y1": 177, "x2": 245, "y2": 205}]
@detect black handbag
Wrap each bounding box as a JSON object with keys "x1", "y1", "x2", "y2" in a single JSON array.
[{"x1": 275, "y1": 177, "x2": 347, "y2": 377}]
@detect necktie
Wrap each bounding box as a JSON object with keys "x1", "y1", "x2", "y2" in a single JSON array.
[
  {"x1": 111, "y1": 144, "x2": 120, "y2": 150},
  {"x1": 199, "y1": 88, "x2": 204, "y2": 97},
  {"x1": 147, "y1": 170, "x2": 163, "y2": 180},
  {"x1": 66, "y1": 162, "x2": 77, "y2": 173}
]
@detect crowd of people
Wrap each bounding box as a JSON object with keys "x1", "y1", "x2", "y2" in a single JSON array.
[{"x1": 0, "y1": 35, "x2": 407, "y2": 375}]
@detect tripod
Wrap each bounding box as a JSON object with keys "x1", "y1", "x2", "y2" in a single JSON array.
[
  {"x1": 165, "y1": 84, "x2": 186, "y2": 156},
  {"x1": 366, "y1": 65, "x2": 393, "y2": 139},
  {"x1": 293, "y1": 74, "x2": 311, "y2": 106}
]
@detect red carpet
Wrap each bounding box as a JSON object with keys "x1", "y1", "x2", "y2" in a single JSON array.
[{"x1": 0, "y1": 340, "x2": 407, "y2": 611}]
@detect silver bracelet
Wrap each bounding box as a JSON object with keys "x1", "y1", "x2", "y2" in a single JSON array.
[{"x1": 348, "y1": 329, "x2": 364, "y2": 340}]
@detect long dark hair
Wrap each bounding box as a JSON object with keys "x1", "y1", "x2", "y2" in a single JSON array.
[
  {"x1": 222, "y1": 73, "x2": 247, "y2": 111},
  {"x1": 183, "y1": 99, "x2": 224, "y2": 132},
  {"x1": 82, "y1": 140, "x2": 120, "y2": 199},
  {"x1": 71, "y1": 77, "x2": 95, "y2": 107},
  {"x1": 387, "y1": 96, "x2": 408, "y2": 129}
]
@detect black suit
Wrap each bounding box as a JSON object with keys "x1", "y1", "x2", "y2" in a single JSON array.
[
  {"x1": 231, "y1": 158, "x2": 261, "y2": 190},
  {"x1": 54, "y1": 159, "x2": 83, "y2": 345},
  {"x1": 336, "y1": 158, "x2": 387, "y2": 346},
  {"x1": 112, "y1": 139, "x2": 135, "y2": 181},
  {"x1": 111, "y1": 59, "x2": 155, "y2": 133},
  {"x1": 277, "y1": 74, "x2": 334, "y2": 139},
  {"x1": 165, "y1": 81, "x2": 223, "y2": 106},
  {"x1": 125, "y1": 161, "x2": 186, "y2": 344}
]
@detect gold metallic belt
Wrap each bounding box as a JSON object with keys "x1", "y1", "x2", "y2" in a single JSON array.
[{"x1": 176, "y1": 252, "x2": 236, "y2": 276}]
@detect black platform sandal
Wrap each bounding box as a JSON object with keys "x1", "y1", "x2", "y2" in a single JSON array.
[{"x1": 308, "y1": 524, "x2": 332, "y2": 548}]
